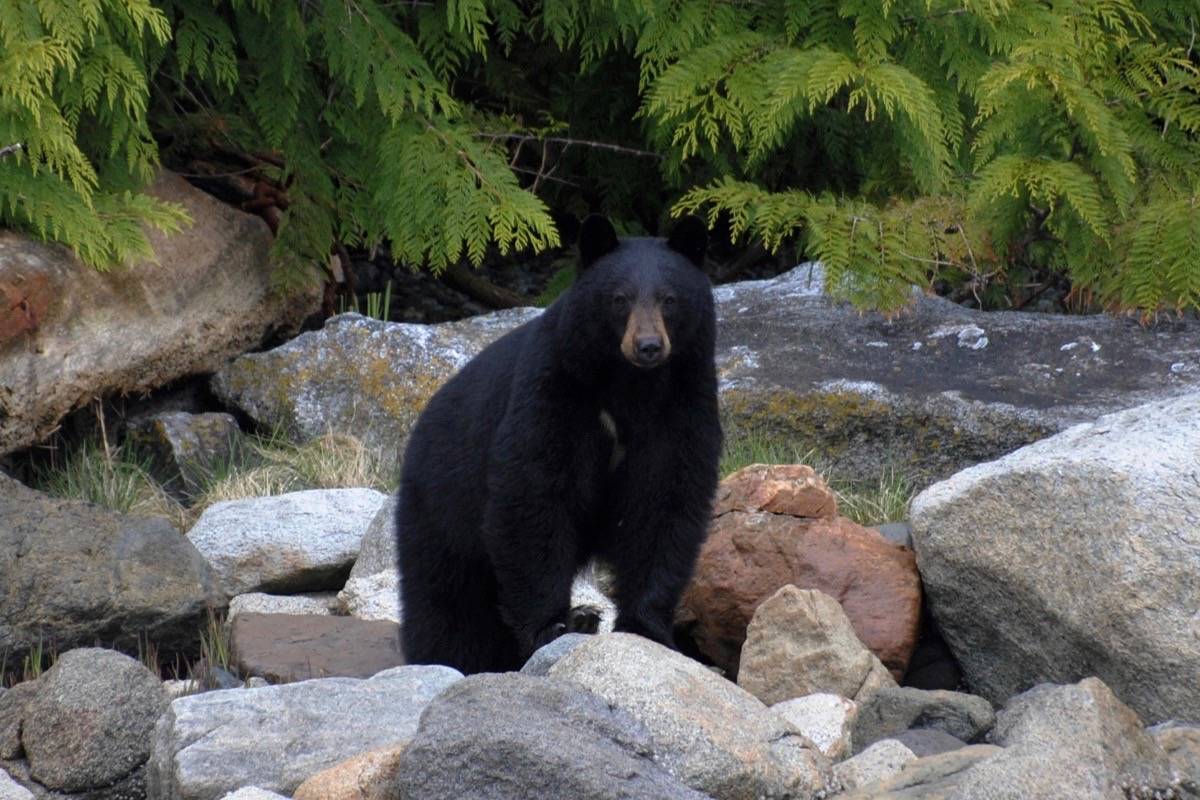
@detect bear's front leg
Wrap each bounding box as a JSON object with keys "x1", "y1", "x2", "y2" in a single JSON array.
[{"x1": 482, "y1": 483, "x2": 581, "y2": 661}]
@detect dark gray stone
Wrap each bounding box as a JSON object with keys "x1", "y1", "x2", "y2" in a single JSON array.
[
  {"x1": 23, "y1": 648, "x2": 168, "y2": 793},
  {"x1": 128, "y1": 412, "x2": 243, "y2": 500},
  {"x1": 884, "y1": 729, "x2": 969, "y2": 758},
  {"x1": 0, "y1": 476, "x2": 222, "y2": 662},
  {"x1": 0, "y1": 684, "x2": 36, "y2": 760},
  {"x1": 874, "y1": 522, "x2": 913, "y2": 548},
  {"x1": 853, "y1": 687, "x2": 995, "y2": 753},
  {"x1": 397, "y1": 673, "x2": 710, "y2": 800}
]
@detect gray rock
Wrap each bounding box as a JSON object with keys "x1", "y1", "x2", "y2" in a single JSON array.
[
  {"x1": 128, "y1": 412, "x2": 243, "y2": 500},
  {"x1": 0, "y1": 683, "x2": 36, "y2": 760},
  {"x1": 1148, "y1": 723, "x2": 1200, "y2": 786},
  {"x1": 212, "y1": 309, "x2": 541, "y2": 452},
  {"x1": 884, "y1": 729, "x2": 969, "y2": 758},
  {"x1": 874, "y1": 522, "x2": 913, "y2": 548},
  {"x1": 187, "y1": 488, "x2": 387, "y2": 597},
  {"x1": 0, "y1": 170, "x2": 318, "y2": 457},
  {"x1": 227, "y1": 592, "x2": 337, "y2": 620},
  {"x1": 397, "y1": 673, "x2": 710, "y2": 800},
  {"x1": 23, "y1": 648, "x2": 168, "y2": 793},
  {"x1": 548, "y1": 633, "x2": 830, "y2": 800},
  {"x1": 840, "y1": 745, "x2": 1003, "y2": 799},
  {"x1": 147, "y1": 664, "x2": 461, "y2": 800},
  {"x1": 0, "y1": 476, "x2": 222, "y2": 662},
  {"x1": 833, "y1": 739, "x2": 918, "y2": 792},
  {"x1": 852, "y1": 687, "x2": 995, "y2": 753},
  {"x1": 214, "y1": 266, "x2": 1200, "y2": 484},
  {"x1": 770, "y1": 694, "x2": 857, "y2": 760},
  {"x1": 520, "y1": 633, "x2": 591, "y2": 677},
  {"x1": 336, "y1": 496, "x2": 401, "y2": 622},
  {"x1": 737, "y1": 586, "x2": 896, "y2": 705},
  {"x1": 0, "y1": 768, "x2": 32, "y2": 800},
  {"x1": 911, "y1": 393, "x2": 1200, "y2": 722}
]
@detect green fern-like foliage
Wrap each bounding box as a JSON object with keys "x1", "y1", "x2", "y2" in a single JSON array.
[
  {"x1": 0, "y1": 0, "x2": 188, "y2": 267},
  {"x1": 631, "y1": 0, "x2": 1200, "y2": 313}
]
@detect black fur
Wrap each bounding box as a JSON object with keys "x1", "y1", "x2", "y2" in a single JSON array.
[{"x1": 395, "y1": 216, "x2": 722, "y2": 674}]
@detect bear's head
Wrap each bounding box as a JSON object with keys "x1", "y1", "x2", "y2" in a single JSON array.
[{"x1": 561, "y1": 214, "x2": 713, "y2": 372}]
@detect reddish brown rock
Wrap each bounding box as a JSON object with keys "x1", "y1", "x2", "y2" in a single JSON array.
[
  {"x1": 231, "y1": 613, "x2": 405, "y2": 682},
  {"x1": 292, "y1": 742, "x2": 408, "y2": 800},
  {"x1": 679, "y1": 464, "x2": 921, "y2": 679}
]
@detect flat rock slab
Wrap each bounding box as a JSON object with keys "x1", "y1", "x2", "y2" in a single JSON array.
[
  {"x1": 214, "y1": 265, "x2": 1200, "y2": 483},
  {"x1": 912, "y1": 392, "x2": 1200, "y2": 723},
  {"x1": 0, "y1": 170, "x2": 318, "y2": 457},
  {"x1": 0, "y1": 476, "x2": 221, "y2": 660},
  {"x1": 147, "y1": 664, "x2": 462, "y2": 800},
  {"x1": 231, "y1": 613, "x2": 404, "y2": 682},
  {"x1": 187, "y1": 488, "x2": 387, "y2": 598},
  {"x1": 398, "y1": 673, "x2": 709, "y2": 800}
]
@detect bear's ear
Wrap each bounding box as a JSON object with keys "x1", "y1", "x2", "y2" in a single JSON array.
[
  {"x1": 667, "y1": 215, "x2": 707, "y2": 267},
  {"x1": 578, "y1": 214, "x2": 620, "y2": 270}
]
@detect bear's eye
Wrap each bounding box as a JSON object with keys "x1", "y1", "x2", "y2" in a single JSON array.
[
  {"x1": 662, "y1": 294, "x2": 677, "y2": 307},
  {"x1": 612, "y1": 293, "x2": 630, "y2": 309}
]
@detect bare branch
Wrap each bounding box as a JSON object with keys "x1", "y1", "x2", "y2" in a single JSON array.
[
  {"x1": 477, "y1": 133, "x2": 664, "y2": 159},
  {"x1": 0, "y1": 143, "x2": 23, "y2": 159}
]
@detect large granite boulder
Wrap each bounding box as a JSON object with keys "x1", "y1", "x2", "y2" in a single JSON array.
[
  {"x1": 547, "y1": 633, "x2": 830, "y2": 800},
  {"x1": 186, "y1": 488, "x2": 387, "y2": 598},
  {"x1": 0, "y1": 475, "x2": 221, "y2": 660},
  {"x1": 22, "y1": 648, "x2": 168, "y2": 794},
  {"x1": 680, "y1": 464, "x2": 921, "y2": 679},
  {"x1": 212, "y1": 309, "x2": 540, "y2": 452},
  {"x1": 0, "y1": 170, "x2": 319, "y2": 457},
  {"x1": 147, "y1": 664, "x2": 462, "y2": 800},
  {"x1": 213, "y1": 265, "x2": 1200, "y2": 481},
  {"x1": 911, "y1": 392, "x2": 1200, "y2": 723},
  {"x1": 397, "y1": 673, "x2": 709, "y2": 800}
]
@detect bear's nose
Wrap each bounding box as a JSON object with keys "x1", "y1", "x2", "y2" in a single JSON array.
[{"x1": 636, "y1": 337, "x2": 663, "y2": 362}]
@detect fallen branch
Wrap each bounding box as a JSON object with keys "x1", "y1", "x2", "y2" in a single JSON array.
[{"x1": 441, "y1": 262, "x2": 527, "y2": 309}]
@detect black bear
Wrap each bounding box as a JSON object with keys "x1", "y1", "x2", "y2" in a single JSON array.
[{"x1": 395, "y1": 215, "x2": 722, "y2": 674}]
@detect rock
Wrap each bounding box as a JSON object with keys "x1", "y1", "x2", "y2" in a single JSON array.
[
  {"x1": 398, "y1": 673, "x2": 708, "y2": 800},
  {"x1": 911, "y1": 392, "x2": 1200, "y2": 722},
  {"x1": 0, "y1": 475, "x2": 222, "y2": 661},
  {"x1": 901, "y1": 620, "x2": 963, "y2": 691},
  {"x1": 22, "y1": 648, "x2": 168, "y2": 793},
  {"x1": 833, "y1": 739, "x2": 919, "y2": 792},
  {"x1": 147, "y1": 664, "x2": 461, "y2": 800},
  {"x1": 292, "y1": 743, "x2": 407, "y2": 800},
  {"x1": 163, "y1": 680, "x2": 200, "y2": 700},
  {"x1": 848, "y1": 678, "x2": 1176, "y2": 799},
  {"x1": 230, "y1": 613, "x2": 404, "y2": 682},
  {"x1": 547, "y1": 632, "x2": 830, "y2": 800},
  {"x1": 217, "y1": 790, "x2": 290, "y2": 800},
  {"x1": 1148, "y1": 723, "x2": 1200, "y2": 785},
  {"x1": 0, "y1": 769, "x2": 32, "y2": 800},
  {"x1": 212, "y1": 309, "x2": 541, "y2": 452},
  {"x1": 839, "y1": 744, "x2": 1002, "y2": 799},
  {"x1": 875, "y1": 521, "x2": 913, "y2": 548},
  {"x1": 187, "y1": 488, "x2": 387, "y2": 597},
  {"x1": 770, "y1": 694, "x2": 857, "y2": 760},
  {"x1": 228, "y1": 592, "x2": 338, "y2": 620},
  {"x1": 680, "y1": 465, "x2": 921, "y2": 680},
  {"x1": 0, "y1": 682, "x2": 36, "y2": 759},
  {"x1": 714, "y1": 266, "x2": 1200, "y2": 483},
  {"x1": 128, "y1": 412, "x2": 243, "y2": 500},
  {"x1": 520, "y1": 633, "x2": 591, "y2": 677},
  {"x1": 0, "y1": 170, "x2": 318, "y2": 457},
  {"x1": 852, "y1": 687, "x2": 995, "y2": 753},
  {"x1": 885, "y1": 729, "x2": 969, "y2": 758},
  {"x1": 737, "y1": 586, "x2": 897, "y2": 706},
  {"x1": 337, "y1": 496, "x2": 401, "y2": 622},
  {"x1": 212, "y1": 265, "x2": 1200, "y2": 483}
]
